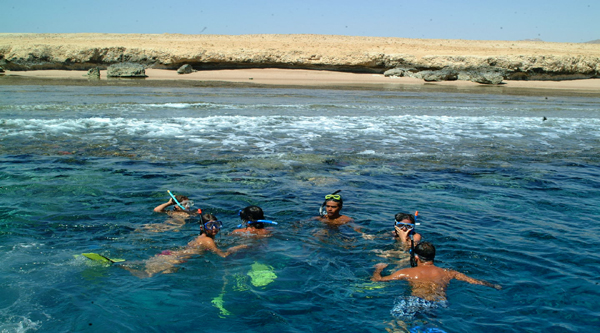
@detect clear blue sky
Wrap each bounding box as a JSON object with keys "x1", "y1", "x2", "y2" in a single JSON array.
[{"x1": 2, "y1": 0, "x2": 598, "y2": 43}]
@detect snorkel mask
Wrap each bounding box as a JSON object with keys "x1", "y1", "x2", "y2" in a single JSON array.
[
  {"x1": 394, "y1": 212, "x2": 420, "y2": 234},
  {"x1": 203, "y1": 220, "x2": 223, "y2": 231},
  {"x1": 320, "y1": 190, "x2": 342, "y2": 216},
  {"x1": 168, "y1": 190, "x2": 195, "y2": 211}
]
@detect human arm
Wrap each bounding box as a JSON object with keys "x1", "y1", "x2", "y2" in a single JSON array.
[
  {"x1": 153, "y1": 198, "x2": 175, "y2": 213},
  {"x1": 450, "y1": 270, "x2": 502, "y2": 290},
  {"x1": 371, "y1": 263, "x2": 410, "y2": 282},
  {"x1": 223, "y1": 244, "x2": 249, "y2": 257},
  {"x1": 361, "y1": 232, "x2": 376, "y2": 240},
  {"x1": 202, "y1": 238, "x2": 248, "y2": 258},
  {"x1": 348, "y1": 222, "x2": 375, "y2": 239}
]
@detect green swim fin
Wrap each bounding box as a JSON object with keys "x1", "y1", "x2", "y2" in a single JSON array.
[
  {"x1": 81, "y1": 253, "x2": 125, "y2": 264},
  {"x1": 247, "y1": 262, "x2": 277, "y2": 287}
]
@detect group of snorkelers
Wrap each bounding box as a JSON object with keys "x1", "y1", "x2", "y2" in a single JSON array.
[
  {"x1": 122, "y1": 189, "x2": 501, "y2": 323},
  {"x1": 122, "y1": 192, "x2": 275, "y2": 278},
  {"x1": 315, "y1": 190, "x2": 502, "y2": 323}
]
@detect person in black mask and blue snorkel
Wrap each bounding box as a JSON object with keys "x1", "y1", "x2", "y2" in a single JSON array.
[{"x1": 232, "y1": 205, "x2": 277, "y2": 237}]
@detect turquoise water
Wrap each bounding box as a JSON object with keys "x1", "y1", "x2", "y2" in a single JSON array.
[{"x1": 1, "y1": 84, "x2": 599, "y2": 332}]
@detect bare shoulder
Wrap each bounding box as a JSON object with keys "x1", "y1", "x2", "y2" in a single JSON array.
[
  {"x1": 341, "y1": 215, "x2": 354, "y2": 223},
  {"x1": 188, "y1": 235, "x2": 214, "y2": 247},
  {"x1": 442, "y1": 267, "x2": 460, "y2": 277}
]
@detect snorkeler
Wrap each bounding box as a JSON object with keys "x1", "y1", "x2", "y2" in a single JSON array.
[
  {"x1": 393, "y1": 212, "x2": 422, "y2": 266},
  {"x1": 153, "y1": 190, "x2": 197, "y2": 216},
  {"x1": 123, "y1": 212, "x2": 248, "y2": 278},
  {"x1": 372, "y1": 242, "x2": 501, "y2": 318},
  {"x1": 372, "y1": 212, "x2": 423, "y2": 264},
  {"x1": 231, "y1": 205, "x2": 277, "y2": 237},
  {"x1": 144, "y1": 190, "x2": 198, "y2": 232},
  {"x1": 316, "y1": 190, "x2": 354, "y2": 226}
]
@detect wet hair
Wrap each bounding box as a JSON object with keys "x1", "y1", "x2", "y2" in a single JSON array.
[
  {"x1": 172, "y1": 195, "x2": 190, "y2": 211},
  {"x1": 240, "y1": 205, "x2": 264, "y2": 221},
  {"x1": 394, "y1": 213, "x2": 415, "y2": 224},
  {"x1": 199, "y1": 213, "x2": 218, "y2": 235},
  {"x1": 240, "y1": 205, "x2": 265, "y2": 228},
  {"x1": 175, "y1": 195, "x2": 189, "y2": 202},
  {"x1": 200, "y1": 213, "x2": 218, "y2": 224},
  {"x1": 414, "y1": 242, "x2": 435, "y2": 262}
]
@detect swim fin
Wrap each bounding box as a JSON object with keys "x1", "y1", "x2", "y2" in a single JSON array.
[{"x1": 81, "y1": 253, "x2": 125, "y2": 264}]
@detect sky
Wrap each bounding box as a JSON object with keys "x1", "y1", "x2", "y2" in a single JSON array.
[{"x1": 1, "y1": 0, "x2": 598, "y2": 43}]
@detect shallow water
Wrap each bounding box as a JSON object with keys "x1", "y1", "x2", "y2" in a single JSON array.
[{"x1": 1, "y1": 84, "x2": 599, "y2": 332}]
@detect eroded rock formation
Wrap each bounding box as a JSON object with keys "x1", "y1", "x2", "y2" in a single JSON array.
[{"x1": 1, "y1": 33, "x2": 598, "y2": 82}]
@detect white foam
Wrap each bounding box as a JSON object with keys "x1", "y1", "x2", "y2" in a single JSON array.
[{"x1": 2, "y1": 113, "x2": 600, "y2": 159}]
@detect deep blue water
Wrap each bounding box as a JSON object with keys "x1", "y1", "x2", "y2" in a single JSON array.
[{"x1": 1, "y1": 83, "x2": 599, "y2": 332}]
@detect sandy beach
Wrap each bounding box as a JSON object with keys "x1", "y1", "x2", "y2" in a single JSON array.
[
  {"x1": 2, "y1": 68, "x2": 599, "y2": 95},
  {"x1": 1, "y1": 34, "x2": 599, "y2": 94}
]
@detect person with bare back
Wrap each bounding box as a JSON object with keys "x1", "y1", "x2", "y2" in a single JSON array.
[{"x1": 372, "y1": 241, "x2": 501, "y2": 319}]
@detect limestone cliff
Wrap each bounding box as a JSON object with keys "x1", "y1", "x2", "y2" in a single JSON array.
[{"x1": 1, "y1": 33, "x2": 599, "y2": 80}]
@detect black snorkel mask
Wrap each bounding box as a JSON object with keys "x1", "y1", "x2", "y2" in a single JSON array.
[{"x1": 319, "y1": 190, "x2": 342, "y2": 217}]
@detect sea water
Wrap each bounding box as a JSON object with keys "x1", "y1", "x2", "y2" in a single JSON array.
[{"x1": 0, "y1": 83, "x2": 599, "y2": 332}]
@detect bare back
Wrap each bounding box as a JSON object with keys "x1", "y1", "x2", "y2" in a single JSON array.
[
  {"x1": 403, "y1": 266, "x2": 455, "y2": 301},
  {"x1": 372, "y1": 262, "x2": 500, "y2": 301}
]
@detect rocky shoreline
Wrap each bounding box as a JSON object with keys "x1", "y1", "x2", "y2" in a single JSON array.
[{"x1": 1, "y1": 33, "x2": 599, "y2": 84}]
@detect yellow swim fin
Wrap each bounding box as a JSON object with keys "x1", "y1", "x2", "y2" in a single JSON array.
[
  {"x1": 81, "y1": 253, "x2": 125, "y2": 264},
  {"x1": 247, "y1": 262, "x2": 277, "y2": 287}
]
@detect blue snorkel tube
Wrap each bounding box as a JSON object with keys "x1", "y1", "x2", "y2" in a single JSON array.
[
  {"x1": 167, "y1": 190, "x2": 187, "y2": 210},
  {"x1": 236, "y1": 209, "x2": 278, "y2": 228},
  {"x1": 237, "y1": 220, "x2": 278, "y2": 228}
]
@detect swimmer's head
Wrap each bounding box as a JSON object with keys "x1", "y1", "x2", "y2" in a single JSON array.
[
  {"x1": 179, "y1": 199, "x2": 194, "y2": 210},
  {"x1": 200, "y1": 213, "x2": 218, "y2": 224},
  {"x1": 172, "y1": 195, "x2": 190, "y2": 210},
  {"x1": 200, "y1": 213, "x2": 221, "y2": 235},
  {"x1": 414, "y1": 242, "x2": 435, "y2": 262},
  {"x1": 394, "y1": 213, "x2": 415, "y2": 225},
  {"x1": 239, "y1": 206, "x2": 266, "y2": 228},
  {"x1": 320, "y1": 190, "x2": 343, "y2": 217},
  {"x1": 324, "y1": 190, "x2": 343, "y2": 207}
]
